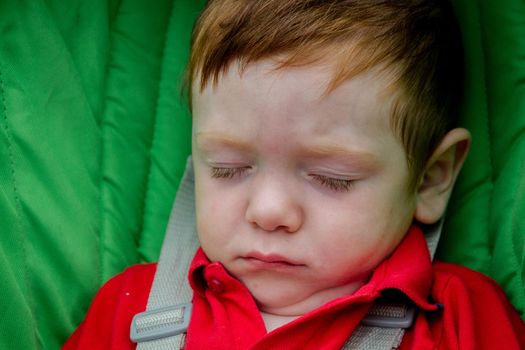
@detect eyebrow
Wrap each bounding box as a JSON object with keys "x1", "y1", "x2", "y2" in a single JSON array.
[
  {"x1": 196, "y1": 132, "x2": 379, "y2": 169},
  {"x1": 195, "y1": 132, "x2": 254, "y2": 152},
  {"x1": 298, "y1": 144, "x2": 380, "y2": 170}
]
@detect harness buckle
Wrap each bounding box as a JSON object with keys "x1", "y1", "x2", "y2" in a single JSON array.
[
  {"x1": 361, "y1": 302, "x2": 417, "y2": 329},
  {"x1": 130, "y1": 303, "x2": 192, "y2": 342}
]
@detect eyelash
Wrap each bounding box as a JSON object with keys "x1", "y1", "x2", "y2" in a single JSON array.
[
  {"x1": 210, "y1": 167, "x2": 353, "y2": 192},
  {"x1": 311, "y1": 174, "x2": 354, "y2": 192},
  {"x1": 210, "y1": 167, "x2": 250, "y2": 179}
]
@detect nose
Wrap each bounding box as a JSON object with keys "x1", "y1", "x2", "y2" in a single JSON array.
[{"x1": 245, "y1": 175, "x2": 303, "y2": 233}]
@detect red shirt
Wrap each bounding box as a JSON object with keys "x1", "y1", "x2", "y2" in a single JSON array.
[{"x1": 63, "y1": 227, "x2": 525, "y2": 349}]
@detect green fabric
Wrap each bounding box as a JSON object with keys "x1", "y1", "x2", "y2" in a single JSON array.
[
  {"x1": 440, "y1": 0, "x2": 525, "y2": 319},
  {"x1": 0, "y1": 1, "x2": 205, "y2": 349},
  {"x1": 0, "y1": 0, "x2": 523, "y2": 349}
]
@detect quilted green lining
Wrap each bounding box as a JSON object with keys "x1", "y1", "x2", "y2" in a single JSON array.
[
  {"x1": 99, "y1": 0, "x2": 175, "y2": 282},
  {"x1": 440, "y1": 0, "x2": 525, "y2": 318},
  {"x1": 0, "y1": 1, "x2": 203, "y2": 349}
]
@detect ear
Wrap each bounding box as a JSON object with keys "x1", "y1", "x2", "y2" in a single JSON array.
[{"x1": 414, "y1": 128, "x2": 471, "y2": 224}]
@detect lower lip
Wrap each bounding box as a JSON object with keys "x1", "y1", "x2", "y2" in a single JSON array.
[{"x1": 243, "y1": 257, "x2": 302, "y2": 270}]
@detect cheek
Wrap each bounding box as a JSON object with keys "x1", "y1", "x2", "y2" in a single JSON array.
[
  {"x1": 195, "y1": 179, "x2": 224, "y2": 252},
  {"x1": 359, "y1": 174, "x2": 415, "y2": 226},
  {"x1": 382, "y1": 185, "x2": 417, "y2": 233},
  {"x1": 195, "y1": 177, "x2": 246, "y2": 253},
  {"x1": 311, "y1": 235, "x2": 381, "y2": 286},
  {"x1": 310, "y1": 187, "x2": 412, "y2": 267}
]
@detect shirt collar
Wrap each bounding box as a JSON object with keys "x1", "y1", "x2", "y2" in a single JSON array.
[
  {"x1": 358, "y1": 225, "x2": 437, "y2": 311},
  {"x1": 188, "y1": 225, "x2": 437, "y2": 310},
  {"x1": 188, "y1": 248, "x2": 213, "y2": 295}
]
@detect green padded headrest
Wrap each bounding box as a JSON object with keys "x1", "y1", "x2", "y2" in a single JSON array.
[
  {"x1": 0, "y1": 1, "x2": 204, "y2": 349},
  {"x1": 440, "y1": 0, "x2": 525, "y2": 319}
]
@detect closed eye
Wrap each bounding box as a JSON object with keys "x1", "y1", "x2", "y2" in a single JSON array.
[
  {"x1": 211, "y1": 167, "x2": 250, "y2": 179},
  {"x1": 311, "y1": 174, "x2": 354, "y2": 192}
]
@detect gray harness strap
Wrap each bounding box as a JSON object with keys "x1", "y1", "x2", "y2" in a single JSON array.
[
  {"x1": 131, "y1": 158, "x2": 198, "y2": 350},
  {"x1": 131, "y1": 157, "x2": 443, "y2": 349},
  {"x1": 342, "y1": 303, "x2": 415, "y2": 349}
]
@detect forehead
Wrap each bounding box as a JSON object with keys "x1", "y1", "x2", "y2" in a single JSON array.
[{"x1": 192, "y1": 59, "x2": 396, "y2": 139}]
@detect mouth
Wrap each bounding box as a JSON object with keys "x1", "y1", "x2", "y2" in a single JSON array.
[{"x1": 242, "y1": 252, "x2": 305, "y2": 269}]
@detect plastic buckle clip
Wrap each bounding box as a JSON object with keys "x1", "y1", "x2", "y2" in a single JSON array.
[
  {"x1": 130, "y1": 303, "x2": 192, "y2": 342},
  {"x1": 361, "y1": 303, "x2": 417, "y2": 329}
]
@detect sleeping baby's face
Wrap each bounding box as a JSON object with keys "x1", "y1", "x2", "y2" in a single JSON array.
[{"x1": 191, "y1": 59, "x2": 417, "y2": 317}]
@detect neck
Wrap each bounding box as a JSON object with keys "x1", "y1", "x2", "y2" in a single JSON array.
[
  {"x1": 257, "y1": 278, "x2": 365, "y2": 329},
  {"x1": 261, "y1": 311, "x2": 300, "y2": 332}
]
